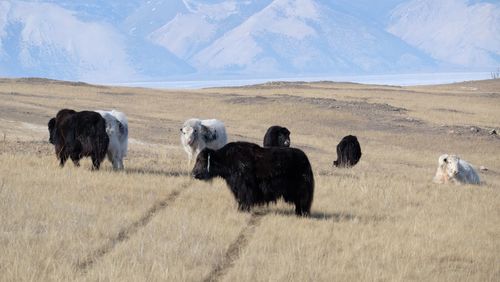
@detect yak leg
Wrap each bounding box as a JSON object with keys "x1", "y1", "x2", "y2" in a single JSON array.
[
  {"x1": 59, "y1": 153, "x2": 68, "y2": 167},
  {"x1": 113, "y1": 157, "x2": 124, "y2": 170},
  {"x1": 107, "y1": 151, "x2": 114, "y2": 166},
  {"x1": 295, "y1": 182, "x2": 313, "y2": 216},
  {"x1": 71, "y1": 157, "x2": 80, "y2": 167},
  {"x1": 236, "y1": 179, "x2": 257, "y2": 213},
  {"x1": 238, "y1": 202, "x2": 251, "y2": 212},
  {"x1": 108, "y1": 151, "x2": 120, "y2": 170},
  {"x1": 295, "y1": 199, "x2": 311, "y2": 216},
  {"x1": 68, "y1": 141, "x2": 82, "y2": 167},
  {"x1": 91, "y1": 154, "x2": 101, "y2": 170},
  {"x1": 70, "y1": 152, "x2": 81, "y2": 167},
  {"x1": 186, "y1": 149, "x2": 195, "y2": 169},
  {"x1": 113, "y1": 152, "x2": 124, "y2": 170}
]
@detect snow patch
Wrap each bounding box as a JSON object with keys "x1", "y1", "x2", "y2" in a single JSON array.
[
  {"x1": 149, "y1": 13, "x2": 216, "y2": 58},
  {"x1": 388, "y1": 0, "x2": 500, "y2": 69},
  {"x1": 3, "y1": 1, "x2": 137, "y2": 82}
]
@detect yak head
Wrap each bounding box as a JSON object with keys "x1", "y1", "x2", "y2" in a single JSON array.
[
  {"x1": 265, "y1": 126, "x2": 291, "y2": 147},
  {"x1": 438, "y1": 154, "x2": 461, "y2": 178},
  {"x1": 48, "y1": 118, "x2": 56, "y2": 144},
  {"x1": 444, "y1": 155, "x2": 461, "y2": 178},
  {"x1": 277, "y1": 127, "x2": 291, "y2": 147},
  {"x1": 180, "y1": 119, "x2": 202, "y2": 146},
  {"x1": 48, "y1": 109, "x2": 76, "y2": 145},
  {"x1": 181, "y1": 119, "x2": 214, "y2": 146},
  {"x1": 192, "y1": 148, "x2": 217, "y2": 180}
]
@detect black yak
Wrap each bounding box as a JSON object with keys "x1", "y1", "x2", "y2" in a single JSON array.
[
  {"x1": 333, "y1": 135, "x2": 362, "y2": 168},
  {"x1": 263, "y1": 125, "x2": 290, "y2": 147},
  {"x1": 48, "y1": 109, "x2": 109, "y2": 170},
  {"x1": 192, "y1": 142, "x2": 314, "y2": 216}
]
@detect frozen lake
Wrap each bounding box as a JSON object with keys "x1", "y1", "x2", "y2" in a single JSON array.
[{"x1": 108, "y1": 72, "x2": 494, "y2": 89}]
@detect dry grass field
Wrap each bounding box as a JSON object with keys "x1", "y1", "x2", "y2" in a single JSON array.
[{"x1": 0, "y1": 77, "x2": 499, "y2": 281}]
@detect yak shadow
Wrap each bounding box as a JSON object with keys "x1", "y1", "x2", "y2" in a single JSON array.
[
  {"x1": 123, "y1": 167, "x2": 190, "y2": 177},
  {"x1": 271, "y1": 209, "x2": 387, "y2": 223}
]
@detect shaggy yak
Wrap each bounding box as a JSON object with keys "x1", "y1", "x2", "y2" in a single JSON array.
[
  {"x1": 180, "y1": 118, "x2": 227, "y2": 165},
  {"x1": 48, "y1": 109, "x2": 109, "y2": 170},
  {"x1": 333, "y1": 135, "x2": 362, "y2": 168},
  {"x1": 433, "y1": 154, "x2": 480, "y2": 185},
  {"x1": 192, "y1": 142, "x2": 314, "y2": 216},
  {"x1": 263, "y1": 125, "x2": 291, "y2": 147},
  {"x1": 96, "y1": 110, "x2": 129, "y2": 170}
]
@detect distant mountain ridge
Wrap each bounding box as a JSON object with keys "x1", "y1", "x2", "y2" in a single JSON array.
[{"x1": 0, "y1": 0, "x2": 498, "y2": 83}]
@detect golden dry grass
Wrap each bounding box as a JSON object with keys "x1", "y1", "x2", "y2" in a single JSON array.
[{"x1": 0, "y1": 77, "x2": 499, "y2": 281}]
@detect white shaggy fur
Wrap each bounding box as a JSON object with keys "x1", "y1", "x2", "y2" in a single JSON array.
[
  {"x1": 96, "y1": 110, "x2": 128, "y2": 170},
  {"x1": 433, "y1": 154, "x2": 480, "y2": 185},
  {"x1": 180, "y1": 118, "x2": 227, "y2": 165}
]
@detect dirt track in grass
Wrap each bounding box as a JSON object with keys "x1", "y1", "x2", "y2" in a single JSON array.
[{"x1": 0, "y1": 77, "x2": 499, "y2": 281}]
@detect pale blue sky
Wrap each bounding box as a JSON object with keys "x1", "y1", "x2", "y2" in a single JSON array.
[{"x1": 0, "y1": 0, "x2": 498, "y2": 83}]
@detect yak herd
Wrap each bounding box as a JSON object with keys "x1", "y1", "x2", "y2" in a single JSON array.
[
  {"x1": 48, "y1": 109, "x2": 127, "y2": 170},
  {"x1": 47, "y1": 109, "x2": 482, "y2": 216}
]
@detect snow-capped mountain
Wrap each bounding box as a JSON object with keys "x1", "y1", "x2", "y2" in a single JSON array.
[
  {"x1": 0, "y1": 0, "x2": 194, "y2": 82},
  {"x1": 387, "y1": 0, "x2": 500, "y2": 69},
  {"x1": 190, "y1": 0, "x2": 435, "y2": 76},
  {"x1": 147, "y1": 0, "x2": 272, "y2": 60},
  {"x1": 0, "y1": 1, "x2": 137, "y2": 82},
  {"x1": 38, "y1": 0, "x2": 141, "y2": 24},
  {"x1": 0, "y1": 0, "x2": 498, "y2": 83}
]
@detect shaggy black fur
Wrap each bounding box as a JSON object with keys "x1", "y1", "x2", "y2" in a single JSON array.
[
  {"x1": 263, "y1": 125, "x2": 290, "y2": 147},
  {"x1": 192, "y1": 142, "x2": 314, "y2": 216},
  {"x1": 48, "y1": 109, "x2": 109, "y2": 170},
  {"x1": 333, "y1": 135, "x2": 362, "y2": 168}
]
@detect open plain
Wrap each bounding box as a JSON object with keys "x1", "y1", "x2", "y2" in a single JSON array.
[{"x1": 0, "y1": 78, "x2": 499, "y2": 281}]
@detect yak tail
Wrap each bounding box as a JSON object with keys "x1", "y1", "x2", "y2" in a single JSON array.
[
  {"x1": 110, "y1": 110, "x2": 128, "y2": 129},
  {"x1": 110, "y1": 110, "x2": 128, "y2": 156},
  {"x1": 100, "y1": 132, "x2": 110, "y2": 161}
]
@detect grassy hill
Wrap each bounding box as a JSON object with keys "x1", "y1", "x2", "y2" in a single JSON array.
[{"x1": 0, "y1": 78, "x2": 499, "y2": 281}]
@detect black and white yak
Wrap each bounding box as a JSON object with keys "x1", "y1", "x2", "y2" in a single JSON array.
[{"x1": 180, "y1": 118, "x2": 227, "y2": 165}]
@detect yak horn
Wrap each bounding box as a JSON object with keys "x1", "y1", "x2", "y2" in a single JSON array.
[{"x1": 207, "y1": 154, "x2": 211, "y2": 173}]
